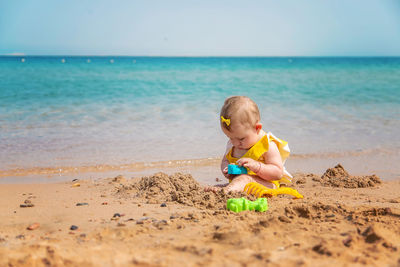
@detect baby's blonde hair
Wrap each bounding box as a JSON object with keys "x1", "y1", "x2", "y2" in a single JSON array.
[{"x1": 220, "y1": 96, "x2": 260, "y2": 131}]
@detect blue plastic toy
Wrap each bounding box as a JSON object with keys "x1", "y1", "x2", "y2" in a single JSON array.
[{"x1": 228, "y1": 164, "x2": 248, "y2": 175}]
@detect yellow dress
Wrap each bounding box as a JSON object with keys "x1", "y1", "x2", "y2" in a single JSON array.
[{"x1": 225, "y1": 132, "x2": 292, "y2": 188}]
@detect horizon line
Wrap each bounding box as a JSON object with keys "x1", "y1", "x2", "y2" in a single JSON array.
[{"x1": 1, "y1": 54, "x2": 400, "y2": 58}]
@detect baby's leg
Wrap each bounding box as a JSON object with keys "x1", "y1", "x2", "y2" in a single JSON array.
[
  {"x1": 224, "y1": 175, "x2": 277, "y2": 192},
  {"x1": 251, "y1": 176, "x2": 277, "y2": 189}
]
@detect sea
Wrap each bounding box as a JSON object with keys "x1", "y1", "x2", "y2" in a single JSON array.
[{"x1": 1, "y1": 56, "x2": 399, "y2": 182}]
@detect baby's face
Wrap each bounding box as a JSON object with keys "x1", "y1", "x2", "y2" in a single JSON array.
[{"x1": 222, "y1": 123, "x2": 260, "y2": 150}]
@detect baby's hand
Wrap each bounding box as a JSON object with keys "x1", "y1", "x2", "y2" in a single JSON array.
[
  {"x1": 236, "y1": 158, "x2": 261, "y2": 173},
  {"x1": 222, "y1": 166, "x2": 235, "y2": 180}
]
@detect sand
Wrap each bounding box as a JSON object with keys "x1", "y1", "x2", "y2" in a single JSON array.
[{"x1": 0, "y1": 166, "x2": 400, "y2": 266}]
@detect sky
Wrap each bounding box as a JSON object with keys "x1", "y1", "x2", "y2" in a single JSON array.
[{"x1": 0, "y1": 0, "x2": 399, "y2": 56}]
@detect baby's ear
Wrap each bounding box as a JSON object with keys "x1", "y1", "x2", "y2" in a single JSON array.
[{"x1": 255, "y1": 122, "x2": 262, "y2": 133}]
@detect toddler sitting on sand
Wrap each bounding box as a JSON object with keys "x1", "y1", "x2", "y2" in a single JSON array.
[{"x1": 206, "y1": 96, "x2": 292, "y2": 192}]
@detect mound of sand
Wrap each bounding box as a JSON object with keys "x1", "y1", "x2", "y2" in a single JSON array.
[
  {"x1": 313, "y1": 164, "x2": 382, "y2": 188},
  {"x1": 118, "y1": 172, "x2": 253, "y2": 209}
]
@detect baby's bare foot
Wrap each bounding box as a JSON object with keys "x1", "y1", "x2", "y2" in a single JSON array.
[
  {"x1": 204, "y1": 183, "x2": 228, "y2": 193},
  {"x1": 204, "y1": 186, "x2": 221, "y2": 193}
]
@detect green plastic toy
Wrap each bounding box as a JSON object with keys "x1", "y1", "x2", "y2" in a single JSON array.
[{"x1": 226, "y1": 197, "x2": 268, "y2": 213}]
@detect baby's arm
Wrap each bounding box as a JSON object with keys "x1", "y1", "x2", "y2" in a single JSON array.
[
  {"x1": 236, "y1": 141, "x2": 283, "y2": 181},
  {"x1": 221, "y1": 156, "x2": 230, "y2": 177},
  {"x1": 221, "y1": 140, "x2": 233, "y2": 179}
]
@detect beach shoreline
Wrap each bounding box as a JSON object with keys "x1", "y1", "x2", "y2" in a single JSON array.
[
  {"x1": 0, "y1": 165, "x2": 399, "y2": 266},
  {"x1": 1, "y1": 148, "x2": 399, "y2": 184}
]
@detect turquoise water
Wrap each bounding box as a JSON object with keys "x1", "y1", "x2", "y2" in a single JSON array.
[{"x1": 1, "y1": 56, "x2": 399, "y2": 172}]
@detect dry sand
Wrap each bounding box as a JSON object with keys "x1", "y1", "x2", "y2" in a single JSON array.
[{"x1": 0, "y1": 164, "x2": 399, "y2": 266}]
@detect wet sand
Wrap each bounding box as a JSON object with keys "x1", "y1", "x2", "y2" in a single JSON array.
[
  {"x1": 0, "y1": 165, "x2": 400, "y2": 266},
  {"x1": 2, "y1": 148, "x2": 399, "y2": 184}
]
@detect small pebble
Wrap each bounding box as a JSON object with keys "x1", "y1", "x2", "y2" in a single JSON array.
[
  {"x1": 160, "y1": 203, "x2": 167, "y2": 207},
  {"x1": 343, "y1": 236, "x2": 353, "y2": 247},
  {"x1": 278, "y1": 216, "x2": 291, "y2": 223},
  {"x1": 27, "y1": 223, "x2": 40, "y2": 230},
  {"x1": 15, "y1": 234, "x2": 25, "y2": 240},
  {"x1": 72, "y1": 183, "x2": 80, "y2": 187},
  {"x1": 20, "y1": 203, "x2": 34, "y2": 208},
  {"x1": 72, "y1": 179, "x2": 79, "y2": 182},
  {"x1": 76, "y1": 203, "x2": 89, "y2": 206},
  {"x1": 111, "y1": 213, "x2": 121, "y2": 220},
  {"x1": 70, "y1": 225, "x2": 79, "y2": 231},
  {"x1": 101, "y1": 202, "x2": 108, "y2": 205},
  {"x1": 136, "y1": 217, "x2": 150, "y2": 224}
]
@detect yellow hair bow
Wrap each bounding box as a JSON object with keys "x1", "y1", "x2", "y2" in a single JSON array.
[{"x1": 221, "y1": 116, "x2": 230, "y2": 126}]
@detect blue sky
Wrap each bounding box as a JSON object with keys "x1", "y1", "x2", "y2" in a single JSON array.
[{"x1": 1, "y1": 0, "x2": 399, "y2": 56}]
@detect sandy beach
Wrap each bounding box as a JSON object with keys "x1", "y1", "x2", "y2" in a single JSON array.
[{"x1": 0, "y1": 164, "x2": 399, "y2": 267}]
